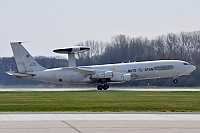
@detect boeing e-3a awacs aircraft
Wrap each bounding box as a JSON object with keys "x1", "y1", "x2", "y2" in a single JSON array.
[{"x1": 6, "y1": 42, "x2": 196, "y2": 90}]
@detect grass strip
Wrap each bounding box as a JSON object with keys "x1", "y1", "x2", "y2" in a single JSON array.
[{"x1": 0, "y1": 91, "x2": 199, "y2": 112}]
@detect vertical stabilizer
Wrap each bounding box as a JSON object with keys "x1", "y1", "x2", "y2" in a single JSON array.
[{"x1": 10, "y1": 42, "x2": 46, "y2": 73}]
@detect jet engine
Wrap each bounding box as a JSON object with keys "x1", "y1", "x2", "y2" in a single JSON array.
[
  {"x1": 92, "y1": 71, "x2": 134, "y2": 82},
  {"x1": 110, "y1": 72, "x2": 132, "y2": 82},
  {"x1": 92, "y1": 71, "x2": 113, "y2": 78},
  {"x1": 122, "y1": 73, "x2": 132, "y2": 81}
]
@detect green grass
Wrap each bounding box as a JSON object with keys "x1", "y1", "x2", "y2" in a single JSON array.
[{"x1": 0, "y1": 91, "x2": 199, "y2": 112}]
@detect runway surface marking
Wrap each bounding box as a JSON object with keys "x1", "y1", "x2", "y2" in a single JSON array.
[{"x1": 62, "y1": 121, "x2": 82, "y2": 133}]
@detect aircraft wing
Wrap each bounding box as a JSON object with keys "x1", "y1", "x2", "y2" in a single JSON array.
[
  {"x1": 65, "y1": 67, "x2": 96, "y2": 75},
  {"x1": 6, "y1": 71, "x2": 36, "y2": 77}
]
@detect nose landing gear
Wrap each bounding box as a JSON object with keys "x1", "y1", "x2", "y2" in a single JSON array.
[
  {"x1": 173, "y1": 79, "x2": 178, "y2": 84},
  {"x1": 97, "y1": 84, "x2": 109, "y2": 90}
]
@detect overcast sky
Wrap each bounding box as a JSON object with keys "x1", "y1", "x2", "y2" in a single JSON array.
[{"x1": 0, "y1": 0, "x2": 200, "y2": 57}]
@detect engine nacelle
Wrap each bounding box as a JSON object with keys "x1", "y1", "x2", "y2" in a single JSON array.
[
  {"x1": 110, "y1": 72, "x2": 132, "y2": 82},
  {"x1": 123, "y1": 73, "x2": 132, "y2": 81},
  {"x1": 92, "y1": 71, "x2": 133, "y2": 82},
  {"x1": 104, "y1": 71, "x2": 113, "y2": 78},
  {"x1": 92, "y1": 71, "x2": 113, "y2": 78}
]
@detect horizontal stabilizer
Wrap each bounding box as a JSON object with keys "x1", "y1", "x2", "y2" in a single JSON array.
[{"x1": 6, "y1": 71, "x2": 35, "y2": 77}]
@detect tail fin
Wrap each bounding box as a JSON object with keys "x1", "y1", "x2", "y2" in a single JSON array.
[{"x1": 10, "y1": 42, "x2": 46, "y2": 73}]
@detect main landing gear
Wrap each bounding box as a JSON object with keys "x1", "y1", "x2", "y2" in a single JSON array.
[{"x1": 97, "y1": 84, "x2": 109, "y2": 90}]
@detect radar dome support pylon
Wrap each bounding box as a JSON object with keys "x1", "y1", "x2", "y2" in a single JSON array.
[{"x1": 53, "y1": 46, "x2": 90, "y2": 67}]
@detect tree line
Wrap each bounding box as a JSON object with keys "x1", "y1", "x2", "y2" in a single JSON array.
[
  {"x1": 77, "y1": 31, "x2": 200, "y2": 65},
  {"x1": 0, "y1": 31, "x2": 200, "y2": 86}
]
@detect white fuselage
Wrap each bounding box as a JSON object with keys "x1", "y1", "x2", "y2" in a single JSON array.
[{"x1": 25, "y1": 60, "x2": 196, "y2": 84}]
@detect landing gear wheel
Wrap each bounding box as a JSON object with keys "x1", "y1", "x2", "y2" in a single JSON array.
[
  {"x1": 173, "y1": 79, "x2": 178, "y2": 84},
  {"x1": 102, "y1": 84, "x2": 109, "y2": 90},
  {"x1": 97, "y1": 85, "x2": 103, "y2": 90}
]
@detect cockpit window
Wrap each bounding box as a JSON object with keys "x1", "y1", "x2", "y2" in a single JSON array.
[{"x1": 183, "y1": 62, "x2": 190, "y2": 65}]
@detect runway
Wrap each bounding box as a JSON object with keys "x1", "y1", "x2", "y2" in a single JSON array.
[
  {"x1": 0, "y1": 112, "x2": 200, "y2": 133},
  {"x1": 0, "y1": 87, "x2": 199, "y2": 91}
]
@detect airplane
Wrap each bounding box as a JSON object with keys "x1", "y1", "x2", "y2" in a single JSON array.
[{"x1": 6, "y1": 42, "x2": 196, "y2": 90}]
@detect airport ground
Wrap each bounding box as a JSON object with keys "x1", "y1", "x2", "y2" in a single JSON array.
[
  {"x1": 0, "y1": 89, "x2": 199, "y2": 112},
  {"x1": 0, "y1": 112, "x2": 200, "y2": 133},
  {"x1": 0, "y1": 87, "x2": 199, "y2": 133},
  {"x1": 0, "y1": 86, "x2": 200, "y2": 91}
]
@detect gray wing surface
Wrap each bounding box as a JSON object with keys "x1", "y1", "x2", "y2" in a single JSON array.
[{"x1": 65, "y1": 67, "x2": 96, "y2": 75}]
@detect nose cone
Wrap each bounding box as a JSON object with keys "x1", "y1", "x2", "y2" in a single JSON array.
[
  {"x1": 185, "y1": 65, "x2": 196, "y2": 75},
  {"x1": 191, "y1": 65, "x2": 196, "y2": 72}
]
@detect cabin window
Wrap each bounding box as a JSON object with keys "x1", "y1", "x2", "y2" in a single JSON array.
[
  {"x1": 59, "y1": 79, "x2": 62, "y2": 82},
  {"x1": 154, "y1": 65, "x2": 174, "y2": 70}
]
